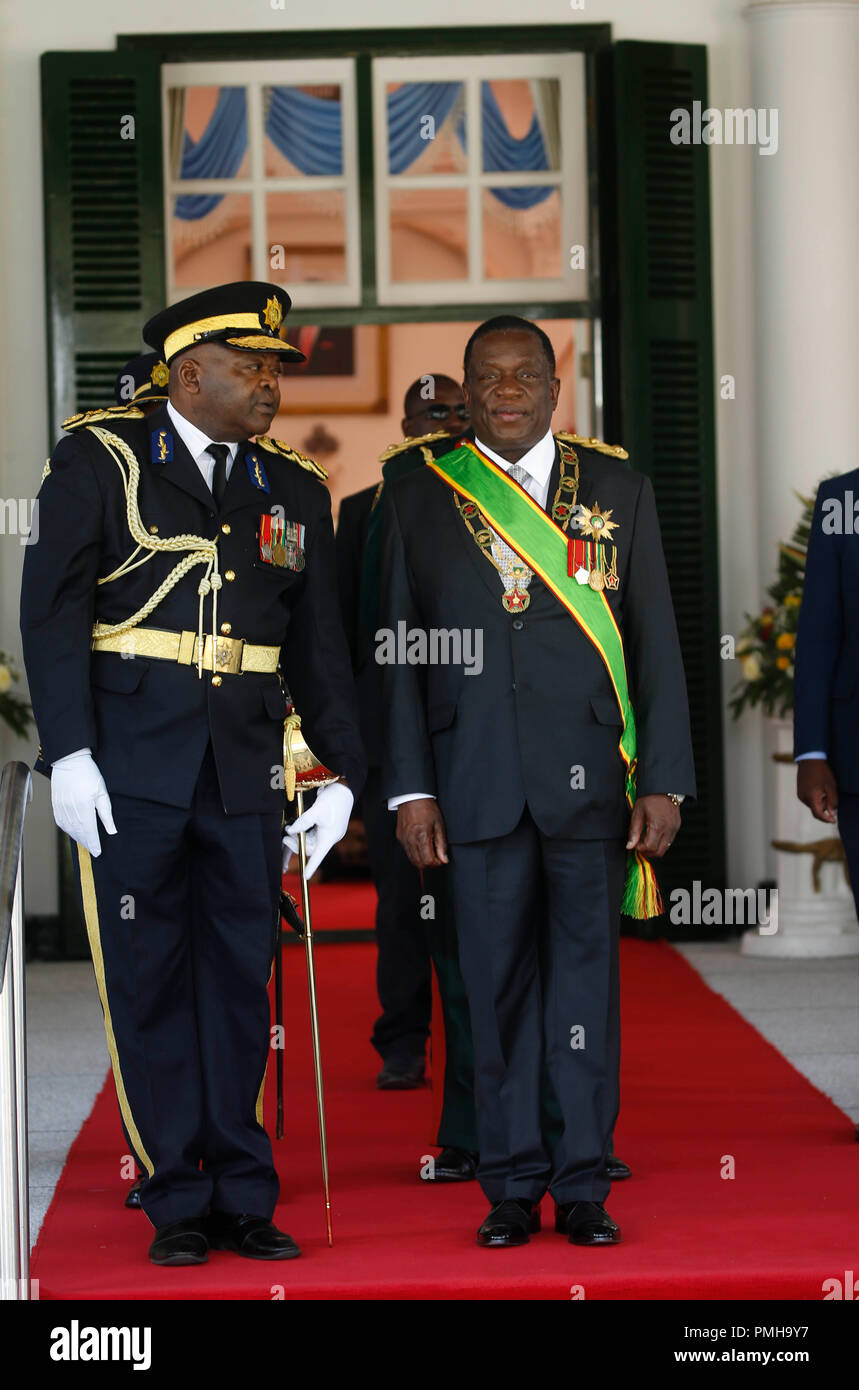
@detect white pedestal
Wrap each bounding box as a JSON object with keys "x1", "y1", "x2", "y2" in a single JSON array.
[{"x1": 741, "y1": 719, "x2": 859, "y2": 957}]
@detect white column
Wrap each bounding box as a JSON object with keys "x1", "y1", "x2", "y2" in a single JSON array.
[{"x1": 746, "y1": 1, "x2": 859, "y2": 956}]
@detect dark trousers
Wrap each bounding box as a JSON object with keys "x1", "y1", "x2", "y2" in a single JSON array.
[
  {"x1": 73, "y1": 743, "x2": 283, "y2": 1228},
  {"x1": 362, "y1": 768, "x2": 431, "y2": 1063},
  {"x1": 836, "y1": 791, "x2": 859, "y2": 912},
  {"x1": 449, "y1": 807, "x2": 626, "y2": 1204},
  {"x1": 423, "y1": 864, "x2": 479, "y2": 1152}
]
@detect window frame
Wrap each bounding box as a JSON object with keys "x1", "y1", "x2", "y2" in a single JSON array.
[
  {"x1": 119, "y1": 24, "x2": 612, "y2": 328},
  {"x1": 162, "y1": 57, "x2": 362, "y2": 308},
  {"x1": 372, "y1": 53, "x2": 588, "y2": 307}
]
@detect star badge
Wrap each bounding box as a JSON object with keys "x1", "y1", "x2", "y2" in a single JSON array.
[
  {"x1": 150, "y1": 361, "x2": 169, "y2": 388},
  {"x1": 575, "y1": 501, "x2": 619, "y2": 542},
  {"x1": 263, "y1": 296, "x2": 283, "y2": 331}
]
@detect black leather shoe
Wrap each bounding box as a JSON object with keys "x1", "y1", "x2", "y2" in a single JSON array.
[
  {"x1": 555, "y1": 1200, "x2": 621, "y2": 1245},
  {"x1": 125, "y1": 1175, "x2": 144, "y2": 1209},
  {"x1": 477, "y1": 1199, "x2": 541, "y2": 1247},
  {"x1": 376, "y1": 1056, "x2": 426, "y2": 1090},
  {"x1": 148, "y1": 1218, "x2": 209, "y2": 1266},
  {"x1": 606, "y1": 1153, "x2": 631, "y2": 1181},
  {"x1": 424, "y1": 1147, "x2": 479, "y2": 1182},
  {"x1": 207, "y1": 1212, "x2": 301, "y2": 1261}
]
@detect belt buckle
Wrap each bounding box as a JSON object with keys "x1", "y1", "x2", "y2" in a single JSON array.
[{"x1": 204, "y1": 633, "x2": 245, "y2": 675}]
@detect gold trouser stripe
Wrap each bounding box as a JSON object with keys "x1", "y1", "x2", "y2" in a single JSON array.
[
  {"x1": 77, "y1": 846, "x2": 155, "y2": 1177},
  {"x1": 256, "y1": 955, "x2": 276, "y2": 1127},
  {"x1": 256, "y1": 1060, "x2": 268, "y2": 1128}
]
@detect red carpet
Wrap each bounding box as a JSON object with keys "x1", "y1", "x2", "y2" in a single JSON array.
[
  {"x1": 281, "y1": 876, "x2": 376, "y2": 930},
  {"x1": 32, "y1": 940, "x2": 858, "y2": 1300}
]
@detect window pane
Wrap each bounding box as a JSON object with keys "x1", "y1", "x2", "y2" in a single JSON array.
[
  {"x1": 171, "y1": 192, "x2": 252, "y2": 289},
  {"x1": 386, "y1": 82, "x2": 467, "y2": 176},
  {"x1": 263, "y1": 84, "x2": 344, "y2": 178},
  {"x1": 266, "y1": 191, "x2": 347, "y2": 284},
  {"x1": 389, "y1": 187, "x2": 468, "y2": 282},
  {"x1": 168, "y1": 86, "x2": 249, "y2": 182},
  {"x1": 483, "y1": 186, "x2": 562, "y2": 280},
  {"x1": 481, "y1": 79, "x2": 561, "y2": 174}
]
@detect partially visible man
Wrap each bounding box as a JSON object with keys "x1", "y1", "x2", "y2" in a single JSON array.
[
  {"x1": 336, "y1": 373, "x2": 467, "y2": 1094},
  {"x1": 381, "y1": 316, "x2": 695, "y2": 1247},
  {"x1": 794, "y1": 470, "x2": 859, "y2": 904},
  {"x1": 21, "y1": 282, "x2": 365, "y2": 1266},
  {"x1": 114, "y1": 352, "x2": 170, "y2": 417}
]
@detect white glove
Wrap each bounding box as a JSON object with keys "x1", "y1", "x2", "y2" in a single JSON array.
[
  {"x1": 282, "y1": 781, "x2": 354, "y2": 880},
  {"x1": 51, "y1": 749, "x2": 117, "y2": 858}
]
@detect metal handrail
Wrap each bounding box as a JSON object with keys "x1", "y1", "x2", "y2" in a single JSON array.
[{"x1": 0, "y1": 760, "x2": 33, "y2": 1301}]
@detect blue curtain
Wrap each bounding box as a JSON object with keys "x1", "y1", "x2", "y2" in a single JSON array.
[
  {"x1": 266, "y1": 87, "x2": 344, "y2": 175},
  {"x1": 175, "y1": 88, "x2": 247, "y2": 221},
  {"x1": 174, "y1": 82, "x2": 552, "y2": 221}
]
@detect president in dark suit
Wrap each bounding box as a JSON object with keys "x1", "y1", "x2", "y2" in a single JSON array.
[
  {"x1": 795, "y1": 471, "x2": 859, "y2": 905},
  {"x1": 379, "y1": 316, "x2": 695, "y2": 1246},
  {"x1": 20, "y1": 282, "x2": 365, "y2": 1266}
]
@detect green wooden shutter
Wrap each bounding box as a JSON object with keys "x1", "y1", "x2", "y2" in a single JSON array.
[
  {"x1": 598, "y1": 41, "x2": 725, "y2": 924},
  {"x1": 40, "y1": 50, "x2": 165, "y2": 957},
  {"x1": 41, "y1": 50, "x2": 165, "y2": 438}
]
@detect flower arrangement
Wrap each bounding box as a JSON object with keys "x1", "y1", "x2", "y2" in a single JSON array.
[
  {"x1": 0, "y1": 650, "x2": 34, "y2": 738},
  {"x1": 729, "y1": 490, "x2": 816, "y2": 720}
]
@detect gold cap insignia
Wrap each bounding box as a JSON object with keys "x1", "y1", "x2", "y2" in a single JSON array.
[
  {"x1": 263, "y1": 296, "x2": 283, "y2": 331},
  {"x1": 150, "y1": 361, "x2": 169, "y2": 388}
]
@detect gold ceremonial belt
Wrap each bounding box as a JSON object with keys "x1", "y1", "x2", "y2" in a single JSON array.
[{"x1": 91, "y1": 626, "x2": 279, "y2": 675}]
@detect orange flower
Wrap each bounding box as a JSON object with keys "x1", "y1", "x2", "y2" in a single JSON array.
[
  {"x1": 776, "y1": 656, "x2": 791, "y2": 670},
  {"x1": 776, "y1": 632, "x2": 796, "y2": 651}
]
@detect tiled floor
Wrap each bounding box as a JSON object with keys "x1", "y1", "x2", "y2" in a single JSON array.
[{"x1": 21, "y1": 941, "x2": 859, "y2": 1245}]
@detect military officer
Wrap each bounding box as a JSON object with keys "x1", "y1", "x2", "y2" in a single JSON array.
[{"x1": 20, "y1": 282, "x2": 366, "y2": 1266}]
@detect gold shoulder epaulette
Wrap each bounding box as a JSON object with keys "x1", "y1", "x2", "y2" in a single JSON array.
[
  {"x1": 62, "y1": 404, "x2": 145, "y2": 432},
  {"x1": 378, "y1": 431, "x2": 450, "y2": 463},
  {"x1": 555, "y1": 431, "x2": 628, "y2": 460},
  {"x1": 256, "y1": 434, "x2": 328, "y2": 481}
]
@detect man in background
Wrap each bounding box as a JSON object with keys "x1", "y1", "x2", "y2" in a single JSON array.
[{"x1": 336, "y1": 374, "x2": 469, "y2": 1101}]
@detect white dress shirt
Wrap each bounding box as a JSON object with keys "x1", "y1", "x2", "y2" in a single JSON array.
[
  {"x1": 166, "y1": 400, "x2": 240, "y2": 488},
  {"x1": 387, "y1": 430, "x2": 556, "y2": 811}
]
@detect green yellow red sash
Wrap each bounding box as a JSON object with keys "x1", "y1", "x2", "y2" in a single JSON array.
[{"x1": 426, "y1": 438, "x2": 662, "y2": 920}]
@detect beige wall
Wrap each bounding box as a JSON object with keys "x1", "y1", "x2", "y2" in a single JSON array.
[{"x1": 0, "y1": 0, "x2": 760, "y2": 913}]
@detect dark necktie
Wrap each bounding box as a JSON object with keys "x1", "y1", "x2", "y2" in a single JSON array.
[{"x1": 209, "y1": 443, "x2": 230, "y2": 509}]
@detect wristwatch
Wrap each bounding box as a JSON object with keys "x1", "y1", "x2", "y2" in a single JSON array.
[{"x1": 665, "y1": 793, "x2": 685, "y2": 807}]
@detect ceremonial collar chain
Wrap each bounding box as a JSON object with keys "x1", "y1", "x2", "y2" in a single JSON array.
[{"x1": 453, "y1": 438, "x2": 580, "y2": 613}]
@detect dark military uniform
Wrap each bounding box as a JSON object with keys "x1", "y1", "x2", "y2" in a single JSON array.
[{"x1": 20, "y1": 286, "x2": 365, "y2": 1231}]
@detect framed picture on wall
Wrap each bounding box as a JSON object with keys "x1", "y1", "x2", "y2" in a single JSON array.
[{"x1": 276, "y1": 323, "x2": 389, "y2": 414}]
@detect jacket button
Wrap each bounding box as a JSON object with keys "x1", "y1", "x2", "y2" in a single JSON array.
[
  {"x1": 225, "y1": 570, "x2": 236, "y2": 581},
  {"x1": 221, "y1": 522, "x2": 231, "y2": 535},
  {"x1": 149, "y1": 524, "x2": 159, "y2": 535},
  {"x1": 512, "y1": 619, "x2": 524, "y2": 631},
  {"x1": 211, "y1": 675, "x2": 223, "y2": 687},
  {"x1": 220, "y1": 622, "x2": 231, "y2": 635}
]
